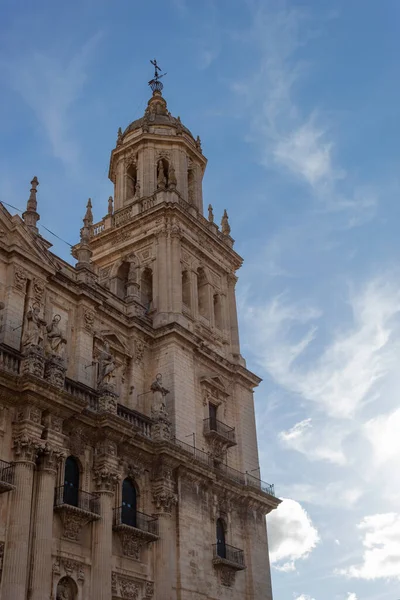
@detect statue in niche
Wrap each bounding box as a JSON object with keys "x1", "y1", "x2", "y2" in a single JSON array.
[
  {"x1": 56, "y1": 577, "x2": 76, "y2": 600},
  {"x1": 97, "y1": 341, "x2": 117, "y2": 387},
  {"x1": 151, "y1": 373, "x2": 169, "y2": 413},
  {"x1": 134, "y1": 179, "x2": 141, "y2": 198},
  {"x1": 21, "y1": 303, "x2": 46, "y2": 350},
  {"x1": 168, "y1": 164, "x2": 177, "y2": 188},
  {"x1": 157, "y1": 160, "x2": 167, "y2": 188},
  {"x1": 45, "y1": 314, "x2": 67, "y2": 358},
  {"x1": 208, "y1": 204, "x2": 214, "y2": 223}
]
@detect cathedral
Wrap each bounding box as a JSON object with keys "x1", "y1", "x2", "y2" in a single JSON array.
[{"x1": 0, "y1": 66, "x2": 280, "y2": 600}]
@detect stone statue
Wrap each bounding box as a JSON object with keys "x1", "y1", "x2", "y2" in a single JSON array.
[
  {"x1": 21, "y1": 304, "x2": 46, "y2": 350},
  {"x1": 168, "y1": 164, "x2": 177, "y2": 188},
  {"x1": 151, "y1": 373, "x2": 169, "y2": 413},
  {"x1": 56, "y1": 581, "x2": 72, "y2": 600},
  {"x1": 208, "y1": 204, "x2": 214, "y2": 223},
  {"x1": 117, "y1": 127, "x2": 123, "y2": 146},
  {"x1": 195, "y1": 135, "x2": 202, "y2": 151},
  {"x1": 134, "y1": 179, "x2": 140, "y2": 198},
  {"x1": 108, "y1": 196, "x2": 113, "y2": 215},
  {"x1": 46, "y1": 315, "x2": 67, "y2": 358},
  {"x1": 97, "y1": 341, "x2": 116, "y2": 386},
  {"x1": 157, "y1": 160, "x2": 166, "y2": 188}
]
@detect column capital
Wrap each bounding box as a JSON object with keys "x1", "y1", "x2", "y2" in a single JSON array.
[
  {"x1": 93, "y1": 467, "x2": 120, "y2": 493},
  {"x1": 37, "y1": 442, "x2": 65, "y2": 473},
  {"x1": 12, "y1": 433, "x2": 40, "y2": 464}
]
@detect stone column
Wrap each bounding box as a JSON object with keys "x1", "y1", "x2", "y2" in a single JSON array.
[
  {"x1": 2, "y1": 436, "x2": 39, "y2": 600},
  {"x1": 30, "y1": 444, "x2": 63, "y2": 600},
  {"x1": 152, "y1": 461, "x2": 178, "y2": 599},
  {"x1": 171, "y1": 227, "x2": 182, "y2": 314},
  {"x1": 156, "y1": 230, "x2": 168, "y2": 316},
  {"x1": 91, "y1": 450, "x2": 119, "y2": 600},
  {"x1": 227, "y1": 274, "x2": 241, "y2": 357}
]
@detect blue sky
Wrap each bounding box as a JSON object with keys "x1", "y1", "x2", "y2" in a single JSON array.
[{"x1": 1, "y1": 1, "x2": 400, "y2": 599}]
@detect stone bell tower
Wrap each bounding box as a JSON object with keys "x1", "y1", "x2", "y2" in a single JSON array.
[{"x1": 70, "y1": 63, "x2": 281, "y2": 598}]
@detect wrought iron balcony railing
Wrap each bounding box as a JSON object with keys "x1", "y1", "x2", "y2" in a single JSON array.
[
  {"x1": 54, "y1": 485, "x2": 100, "y2": 515},
  {"x1": 113, "y1": 507, "x2": 159, "y2": 537},
  {"x1": 0, "y1": 460, "x2": 15, "y2": 493},
  {"x1": 212, "y1": 543, "x2": 246, "y2": 569},
  {"x1": 245, "y1": 472, "x2": 275, "y2": 497},
  {"x1": 203, "y1": 418, "x2": 236, "y2": 445}
]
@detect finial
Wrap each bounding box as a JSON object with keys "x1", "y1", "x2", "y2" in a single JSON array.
[
  {"x1": 148, "y1": 59, "x2": 167, "y2": 94},
  {"x1": 195, "y1": 136, "x2": 202, "y2": 152},
  {"x1": 208, "y1": 204, "x2": 214, "y2": 223},
  {"x1": 22, "y1": 176, "x2": 40, "y2": 233},
  {"x1": 108, "y1": 196, "x2": 113, "y2": 216},
  {"x1": 83, "y1": 198, "x2": 93, "y2": 228},
  {"x1": 221, "y1": 209, "x2": 231, "y2": 236},
  {"x1": 117, "y1": 127, "x2": 123, "y2": 146}
]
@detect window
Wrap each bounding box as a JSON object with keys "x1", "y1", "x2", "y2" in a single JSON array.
[
  {"x1": 197, "y1": 267, "x2": 208, "y2": 318},
  {"x1": 116, "y1": 262, "x2": 129, "y2": 299},
  {"x1": 182, "y1": 270, "x2": 191, "y2": 309},
  {"x1": 209, "y1": 403, "x2": 218, "y2": 431},
  {"x1": 63, "y1": 456, "x2": 80, "y2": 507},
  {"x1": 121, "y1": 478, "x2": 137, "y2": 527},
  {"x1": 141, "y1": 267, "x2": 153, "y2": 310},
  {"x1": 213, "y1": 294, "x2": 222, "y2": 330},
  {"x1": 126, "y1": 163, "x2": 137, "y2": 200},
  {"x1": 216, "y1": 518, "x2": 226, "y2": 559}
]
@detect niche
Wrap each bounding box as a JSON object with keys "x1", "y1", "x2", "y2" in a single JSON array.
[
  {"x1": 141, "y1": 267, "x2": 153, "y2": 311},
  {"x1": 157, "y1": 158, "x2": 169, "y2": 189},
  {"x1": 213, "y1": 294, "x2": 223, "y2": 330},
  {"x1": 197, "y1": 267, "x2": 209, "y2": 319},
  {"x1": 126, "y1": 163, "x2": 137, "y2": 200},
  {"x1": 115, "y1": 262, "x2": 130, "y2": 300},
  {"x1": 182, "y1": 270, "x2": 191, "y2": 310}
]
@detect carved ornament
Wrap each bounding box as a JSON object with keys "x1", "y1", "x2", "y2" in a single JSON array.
[
  {"x1": 12, "y1": 434, "x2": 40, "y2": 463},
  {"x1": 14, "y1": 266, "x2": 28, "y2": 291},
  {"x1": 93, "y1": 467, "x2": 120, "y2": 491}
]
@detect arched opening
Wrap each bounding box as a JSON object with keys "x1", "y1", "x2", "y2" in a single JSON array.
[
  {"x1": 141, "y1": 267, "x2": 153, "y2": 311},
  {"x1": 126, "y1": 163, "x2": 137, "y2": 200},
  {"x1": 197, "y1": 267, "x2": 208, "y2": 319},
  {"x1": 216, "y1": 518, "x2": 226, "y2": 559},
  {"x1": 157, "y1": 158, "x2": 169, "y2": 189},
  {"x1": 213, "y1": 294, "x2": 222, "y2": 330},
  {"x1": 121, "y1": 478, "x2": 137, "y2": 527},
  {"x1": 182, "y1": 270, "x2": 191, "y2": 310},
  {"x1": 56, "y1": 575, "x2": 78, "y2": 600},
  {"x1": 187, "y1": 168, "x2": 195, "y2": 204},
  {"x1": 63, "y1": 456, "x2": 80, "y2": 507},
  {"x1": 116, "y1": 262, "x2": 130, "y2": 299}
]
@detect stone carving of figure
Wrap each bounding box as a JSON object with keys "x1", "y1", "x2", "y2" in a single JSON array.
[
  {"x1": 208, "y1": 204, "x2": 214, "y2": 223},
  {"x1": 22, "y1": 303, "x2": 46, "y2": 350},
  {"x1": 108, "y1": 196, "x2": 113, "y2": 216},
  {"x1": 168, "y1": 164, "x2": 177, "y2": 188},
  {"x1": 56, "y1": 581, "x2": 72, "y2": 600},
  {"x1": 46, "y1": 315, "x2": 67, "y2": 358},
  {"x1": 151, "y1": 373, "x2": 169, "y2": 413},
  {"x1": 134, "y1": 179, "x2": 140, "y2": 198},
  {"x1": 195, "y1": 135, "x2": 202, "y2": 151},
  {"x1": 157, "y1": 160, "x2": 167, "y2": 188},
  {"x1": 97, "y1": 341, "x2": 116, "y2": 387}
]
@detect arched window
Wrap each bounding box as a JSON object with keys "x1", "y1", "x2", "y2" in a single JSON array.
[
  {"x1": 213, "y1": 294, "x2": 222, "y2": 330},
  {"x1": 56, "y1": 575, "x2": 78, "y2": 600},
  {"x1": 216, "y1": 518, "x2": 226, "y2": 559},
  {"x1": 63, "y1": 456, "x2": 80, "y2": 507},
  {"x1": 182, "y1": 270, "x2": 191, "y2": 309},
  {"x1": 116, "y1": 262, "x2": 130, "y2": 299},
  {"x1": 197, "y1": 267, "x2": 208, "y2": 318},
  {"x1": 126, "y1": 163, "x2": 137, "y2": 200},
  {"x1": 141, "y1": 267, "x2": 153, "y2": 311},
  {"x1": 121, "y1": 478, "x2": 137, "y2": 527}
]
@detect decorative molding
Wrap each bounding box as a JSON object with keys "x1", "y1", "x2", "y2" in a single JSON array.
[
  {"x1": 111, "y1": 572, "x2": 148, "y2": 599},
  {"x1": 55, "y1": 505, "x2": 99, "y2": 542},
  {"x1": 32, "y1": 277, "x2": 46, "y2": 302},
  {"x1": 12, "y1": 434, "x2": 40, "y2": 463},
  {"x1": 93, "y1": 467, "x2": 120, "y2": 492}
]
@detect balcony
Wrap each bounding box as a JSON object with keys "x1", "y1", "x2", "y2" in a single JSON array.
[
  {"x1": 203, "y1": 418, "x2": 236, "y2": 447},
  {"x1": 113, "y1": 507, "x2": 159, "y2": 559},
  {"x1": 0, "y1": 460, "x2": 15, "y2": 493},
  {"x1": 212, "y1": 543, "x2": 246, "y2": 570},
  {"x1": 54, "y1": 485, "x2": 100, "y2": 542},
  {"x1": 117, "y1": 404, "x2": 152, "y2": 438}
]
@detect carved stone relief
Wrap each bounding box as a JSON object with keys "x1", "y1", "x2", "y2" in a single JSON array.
[{"x1": 14, "y1": 266, "x2": 28, "y2": 291}]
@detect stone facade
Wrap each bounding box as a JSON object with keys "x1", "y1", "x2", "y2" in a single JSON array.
[{"x1": 0, "y1": 79, "x2": 280, "y2": 600}]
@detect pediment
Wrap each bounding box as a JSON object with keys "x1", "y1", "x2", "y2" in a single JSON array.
[
  {"x1": 94, "y1": 330, "x2": 131, "y2": 358},
  {"x1": 199, "y1": 373, "x2": 230, "y2": 399}
]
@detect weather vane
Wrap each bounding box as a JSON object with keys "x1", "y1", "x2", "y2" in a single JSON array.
[{"x1": 149, "y1": 59, "x2": 167, "y2": 93}]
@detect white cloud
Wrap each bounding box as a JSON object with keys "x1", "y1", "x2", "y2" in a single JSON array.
[
  {"x1": 346, "y1": 594, "x2": 358, "y2": 600},
  {"x1": 246, "y1": 277, "x2": 400, "y2": 421},
  {"x1": 364, "y1": 407, "x2": 400, "y2": 466},
  {"x1": 279, "y1": 419, "x2": 347, "y2": 465},
  {"x1": 232, "y1": 3, "x2": 377, "y2": 224},
  {"x1": 268, "y1": 498, "x2": 319, "y2": 571},
  {"x1": 294, "y1": 595, "x2": 316, "y2": 600},
  {"x1": 338, "y1": 513, "x2": 400, "y2": 580},
  {"x1": 279, "y1": 482, "x2": 363, "y2": 508},
  {"x1": 3, "y1": 32, "x2": 102, "y2": 168}
]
